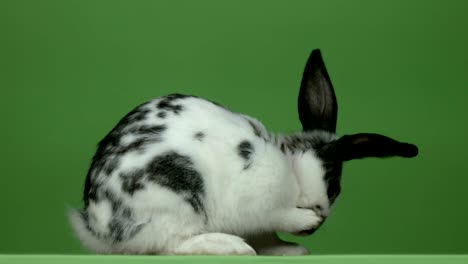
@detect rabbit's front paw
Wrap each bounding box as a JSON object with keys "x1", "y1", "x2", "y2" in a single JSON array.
[
  {"x1": 297, "y1": 194, "x2": 314, "y2": 209},
  {"x1": 276, "y1": 208, "x2": 323, "y2": 235}
]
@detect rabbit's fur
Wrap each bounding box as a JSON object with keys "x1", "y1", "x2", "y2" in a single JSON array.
[{"x1": 69, "y1": 49, "x2": 418, "y2": 255}]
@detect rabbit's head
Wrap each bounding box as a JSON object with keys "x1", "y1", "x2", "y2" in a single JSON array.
[{"x1": 288, "y1": 50, "x2": 418, "y2": 232}]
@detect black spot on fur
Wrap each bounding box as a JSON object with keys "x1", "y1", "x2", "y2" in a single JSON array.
[
  {"x1": 120, "y1": 106, "x2": 151, "y2": 126},
  {"x1": 147, "y1": 151, "x2": 205, "y2": 214},
  {"x1": 128, "y1": 124, "x2": 166, "y2": 135},
  {"x1": 108, "y1": 219, "x2": 125, "y2": 242},
  {"x1": 280, "y1": 143, "x2": 286, "y2": 154},
  {"x1": 238, "y1": 140, "x2": 253, "y2": 160},
  {"x1": 118, "y1": 125, "x2": 167, "y2": 154},
  {"x1": 157, "y1": 111, "x2": 167, "y2": 118},
  {"x1": 122, "y1": 207, "x2": 132, "y2": 218},
  {"x1": 108, "y1": 215, "x2": 144, "y2": 243},
  {"x1": 238, "y1": 140, "x2": 254, "y2": 169},
  {"x1": 82, "y1": 189, "x2": 144, "y2": 242},
  {"x1": 103, "y1": 190, "x2": 145, "y2": 242},
  {"x1": 172, "y1": 94, "x2": 230, "y2": 113},
  {"x1": 120, "y1": 169, "x2": 146, "y2": 195},
  {"x1": 118, "y1": 137, "x2": 159, "y2": 154},
  {"x1": 165, "y1": 93, "x2": 192, "y2": 100},
  {"x1": 188, "y1": 196, "x2": 205, "y2": 215},
  {"x1": 86, "y1": 179, "x2": 100, "y2": 203},
  {"x1": 100, "y1": 156, "x2": 120, "y2": 176},
  {"x1": 194, "y1": 132, "x2": 205, "y2": 141},
  {"x1": 156, "y1": 94, "x2": 190, "y2": 114},
  {"x1": 81, "y1": 211, "x2": 101, "y2": 239},
  {"x1": 158, "y1": 100, "x2": 183, "y2": 114},
  {"x1": 103, "y1": 190, "x2": 122, "y2": 212},
  {"x1": 247, "y1": 120, "x2": 263, "y2": 138}
]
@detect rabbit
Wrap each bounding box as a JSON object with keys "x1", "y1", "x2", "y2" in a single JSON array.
[{"x1": 69, "y1": 49, "x2": 418, "y2": 256}]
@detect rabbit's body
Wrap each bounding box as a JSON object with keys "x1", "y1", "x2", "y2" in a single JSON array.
[
  {"x1": 70, "y1": 94, "x2": 327, "y2": 254},
  {"x1": 70, "y1": 50, "x2": 418, "y2": 255}
]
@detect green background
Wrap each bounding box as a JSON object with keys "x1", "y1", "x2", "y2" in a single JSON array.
[{"x1": 1, "y1": 0, "x2": 467, "y2": 255}]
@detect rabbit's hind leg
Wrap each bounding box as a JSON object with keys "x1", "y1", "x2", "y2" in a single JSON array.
[{"x1": 172, "y1": 233, "x2": 256, "y2": 256}]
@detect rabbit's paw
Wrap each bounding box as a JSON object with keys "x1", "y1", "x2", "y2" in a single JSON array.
[
  {"x1": 276, "y1": 208, "x2": 322, "y2": 235},
  {"x1": 297, "y1": 193, "x2": 315, "y2": 209}
]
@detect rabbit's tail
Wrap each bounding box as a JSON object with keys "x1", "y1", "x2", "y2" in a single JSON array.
[{"x1": 68, "y1": 208, "x2": 112, "y2": 253}]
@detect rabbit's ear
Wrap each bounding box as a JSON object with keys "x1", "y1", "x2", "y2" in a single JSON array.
[
  {"x1": 298, "y1": 49, "x2": 338, "y2": 133},
  {"x1": 327, "y1": 133, "x2": 418, "y2": 162}
]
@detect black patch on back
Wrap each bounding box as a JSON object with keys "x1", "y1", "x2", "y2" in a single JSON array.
[
  {"x1": 147, "y1": 151, "x2": 205, "y2": 215},
  {"x1": 237, "y1": 140, "x2": 254, "y2": 169},
  {"x1": 120, "y1": 169, "x2": 146, "y2": 195},
  {"x1": 194, "y1": 132, "x2": 205, "y2": 141}
]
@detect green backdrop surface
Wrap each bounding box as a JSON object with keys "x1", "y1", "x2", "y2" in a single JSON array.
[{"x1": 1, "y1": 0, "x2": 467, "y2": 255}]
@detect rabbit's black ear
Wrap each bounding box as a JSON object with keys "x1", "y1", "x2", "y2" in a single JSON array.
[
  {"x1": 298, "y1": 49, "x2": 338, "y2": 133},
  {"x1": 327, "y1": 133, "x2": 418, "y2": 162}
]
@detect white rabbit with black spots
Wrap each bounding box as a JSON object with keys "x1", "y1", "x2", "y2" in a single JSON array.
[{"x1": 69, "y1": 49, "x2": 418, "y2": 255}]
